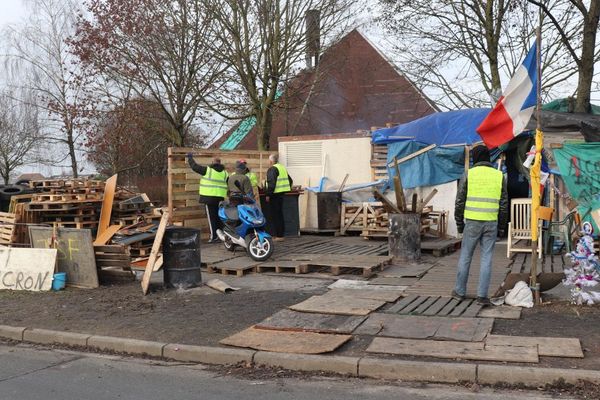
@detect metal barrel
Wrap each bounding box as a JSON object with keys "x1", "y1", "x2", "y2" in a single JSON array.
[{"x1": 162, "y1": 227, "x2": 202, "y2": 289}]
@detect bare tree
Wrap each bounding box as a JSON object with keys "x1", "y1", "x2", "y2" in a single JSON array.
[
  {"x1": 526, "y1": 0, "x2": 600, "y2": 113},
  {"x1": 4, "y1": 0, "x2": 92, "y2": 177},
  {"x1": 0, "y1": 90, "x2": 42, "y2": 184},
  {"x1": 206, "y1": 0, "x2": 356, "y2": 150},
  {"x1": 377, "y1": 0, "x2": 579, "y2": 110},
  {"x1": 72, "y1": 0, "x2": 226, "y2": 146}
]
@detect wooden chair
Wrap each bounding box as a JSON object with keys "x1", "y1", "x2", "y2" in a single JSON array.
[{"x1": 506, "y1": 198, "x2": 542, "y2": 259}]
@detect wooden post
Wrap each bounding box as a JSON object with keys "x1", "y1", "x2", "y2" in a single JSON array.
[
  {"x1": 393, "y1": 157, "x2": 407, "y2": 212},
  {"x1": 141, "y1": 209, "x2": 170, "y2": 295},
  {"x1": 464, "y1": 145, "x2": 470, "y2": 174},
  {"x1": 411, "y1": 193, "x2": 418, "y2": 213}
]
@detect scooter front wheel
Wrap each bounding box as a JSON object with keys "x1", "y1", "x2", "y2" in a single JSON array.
[{"x1": 245, "y1": 235, "x2": 274, "y2": 261}]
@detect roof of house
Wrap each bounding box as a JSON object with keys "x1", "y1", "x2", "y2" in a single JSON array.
[{"x1": 213, "y1": 29, "x2": 438, "y2": 150}]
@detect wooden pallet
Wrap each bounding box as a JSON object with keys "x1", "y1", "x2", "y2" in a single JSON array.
[
  {"x1": 305, "y1": 255, "x2": 392, "y2": 277},
  {"x1": 0, "y1": 212, "x2": 16, "y2": 246},
  {"x1": 371, "y1": 144, "x2": 389, "y2": 181},
  {"x1": 256, "y1": 260, "x2": 309, "y2": 274},
  {"x1": 386, "y1": 295, "x2": 483, "y2": 318},
  {"x1": 420, "y1": 237, "x2": 462, "y2": 257},
  {"x1": 207, "y1": 258, "x2": 259, "y2": 277},
  {"x1": 32, "y1": 193, "x2": 103, "y2": 202},
  {"x1": 29, "y1": 179, "x2": 104, "y2": 189}
]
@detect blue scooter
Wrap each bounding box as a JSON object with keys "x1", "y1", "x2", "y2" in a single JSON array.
[{"x1": 216, "y1": 193, "x2": 274, "y2": 261}]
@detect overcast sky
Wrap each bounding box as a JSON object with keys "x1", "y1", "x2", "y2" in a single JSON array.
[{"x1": 0, "y1": 2, "x2": 27, "y2": 28}]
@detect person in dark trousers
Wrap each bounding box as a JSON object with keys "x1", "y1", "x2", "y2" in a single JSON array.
[
  {"x1": 187, "y1": 154, "x2": 228, "y2": 243},
  {"x1": 264, "y1": 153, "x2": 292, "y2": 241},
  {"x1": 453, "y1": 145, "x2": 508, "y2": 306}
]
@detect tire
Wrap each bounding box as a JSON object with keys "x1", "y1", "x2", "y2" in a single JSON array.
[
  {"x1": 245, "y1": 234, "x2": 274, "y2": 261},
  {"x1": 223, "y1": 237, "x2": 236, "y2": 252}
]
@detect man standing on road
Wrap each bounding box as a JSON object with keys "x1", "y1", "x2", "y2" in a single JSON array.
[
  {"x1": 188, "y1": 154, "x2": 228, "y2": 243},
  {"x1": 453, "y1": 145, "x2": 508, "y2": 306},
  {"x1": 264, "y1": 153, "x2": 292, "y2": 242}
]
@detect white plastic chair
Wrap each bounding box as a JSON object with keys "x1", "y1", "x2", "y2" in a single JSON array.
[{"x1": 506, "y1": 198, "x2": 542, "y2": 259}]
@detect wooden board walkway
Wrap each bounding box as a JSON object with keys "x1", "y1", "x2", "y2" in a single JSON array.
[{"x1": 421, "y1": 237, "x2": 462, "y2": 257}]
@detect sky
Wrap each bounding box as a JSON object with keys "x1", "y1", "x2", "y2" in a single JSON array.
[{"x1": 0, "y1": 2, "x2": 27, "y2": 27}]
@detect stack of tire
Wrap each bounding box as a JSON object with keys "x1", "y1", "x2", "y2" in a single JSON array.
[{"x1": 0, "y1": 184, "x2": 35, "y2": 212}]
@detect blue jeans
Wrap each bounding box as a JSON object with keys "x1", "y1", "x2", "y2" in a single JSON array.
[{"x1": 454, "y1": 219, "x2": 498, "y2": 298}]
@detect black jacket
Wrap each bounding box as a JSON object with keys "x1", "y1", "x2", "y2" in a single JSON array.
[
  {"x1": 455, "y1": 161, "x2": 508, "y2": 234},
  {"x1": 265, "y1": 165, "x2": 293, "y2": 195},
  {"x1": 188, "y1": 156, "x2": 227, "y2": 202}
]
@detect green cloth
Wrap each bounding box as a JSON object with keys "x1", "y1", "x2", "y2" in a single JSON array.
[
  {"x1": 554, "y1": 143, "x2": 600, "y2": 230},
  {"x1": 543, "y1": 98, "x2": 600, "y2": 115}
]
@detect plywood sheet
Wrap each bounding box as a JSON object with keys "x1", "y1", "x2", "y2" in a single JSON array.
[
  {"x1": 477, "y1": 306, "x2": 522, "y2": 320},
  {"x1": 289, "y1": 294, "x2": 386, "y2": 316},
  {"x1": 94, "y1": 224, "x2": 121, "y2": 246},
  {"x1": 354, "y1": 313, "x2": 494, "y2": 342},
  {"x1": 367, "y1": 337, "x2": 539, "y2": 363},
  {"x1": 326, "y1": 288, "x2": 403, "y2": 303},
  {"x1": 0, "y1": 247, "x2": 57, "y2": 291},
  {"x1": 328, "y1": 279, "x2": 407, "y2": 294},
  {"x1": 29, "y1": 227, "x2": 99, "y2": 288},
  {"x1": 220, "y1": 326, "x2": 351, "y2": 354},
  {"x1": 486, "y1": 335, "x2": 584, "y2": 358},
  {"x1": 369, "y1": 276, "x2": 419, "y2": 286},
  {"x1": 97, "y1": 174, "x2": 117, "y2": 239},
  {"x1": 379, "y1": 263, "x2": 435, "y2": 278},
  {"x1": 255, "y1": 309, "x2": 367, "y2": 334},
  {"x1": 141, "y1": 210, "x2": 169, "y2": 295}
]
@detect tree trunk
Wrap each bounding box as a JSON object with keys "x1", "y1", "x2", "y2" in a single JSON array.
[
  {"x1": 256, "y1": 108, "x2": 274, "y2": 151},
  {"x1": 485, "y1": 0, "x2": 502, "y2": 103},
  {"x1": 575, "y1": 4, "x2": 600, "y2": 113},
  {"x1": 67, "y1": 128, "x2": 79, "y2": 178}
]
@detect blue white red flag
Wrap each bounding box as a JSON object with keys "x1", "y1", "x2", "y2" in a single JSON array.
[{"x1": 477, "y1": 42, "x2": 538, "y2": 148}]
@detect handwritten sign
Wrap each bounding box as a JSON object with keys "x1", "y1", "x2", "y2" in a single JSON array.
[
  {"x1": 0, "y1": 248, "x2": 57, "y2": 291},
  {"x1": 28, "y1": 227, "x2": 99, "y2": 288},
  {"x1": 554, "y1": 143, "x2": 600, "y2": 230}
]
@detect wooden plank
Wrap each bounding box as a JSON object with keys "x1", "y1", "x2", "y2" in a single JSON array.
[
  {"x1": 398, "y1": 296, "x2": 429, "y2": 314},
  {"x1": 461, "y1": 301, "x2": 484, "y2": 318},
  {"x1": 449, "y1": 299, "x2": 474, "y2": 317},
  {"x1": 0, "y1": 248, "x2": 57, "y2": 291},
  {"x1": 437, "y1": 298, "x2": 460, "y2": 316},
  {"x1": 289, "y1": 294, "x2": 386, "y2": 316},
  {"x1": 97, "y1": 174, "x2": 118, "y2": 240},
  {"x1": 93, "y1": 224, "x2": 122, "y2": 246},
  {"x1": 220, "y1": 326, "x2": 351, "y2": 354},
  {"x1": 325, "y1": 289, "x2": 402, "y2": 303},
  {"x1": 486, "y1": 335, "x2": 584, "y2": 358},
  {"x1": 386, "y1": 294, "x2": 419, "y2": 313},
  {"x1": 29, "y1": 227, "x2": 99, "y2": 289},
  {"x1": 477, "y1": 306, "x2": 522, "y2": 320},
  {"x1": 387, "y1": 144, "x2": 437, "y2": 167},
  {"x1": 255, "y1": 309, "x2": 367, "y2": 334},
  {"x1": 422, "y1": 297, "x2": 453, "y2": 316},
  {"x1": 367, "y1": 337, "x2": 539, "y2": 363},
  {"x1": 141, "y1": 209, "x2": 170, "y2": 295},
  {"x1": 412, "y1": 296, "x2": 439, "y2": 314}
]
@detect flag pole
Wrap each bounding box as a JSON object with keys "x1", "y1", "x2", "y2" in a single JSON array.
[{"x1": 530, "y1": 11, "x2": 543, "y2": 305}]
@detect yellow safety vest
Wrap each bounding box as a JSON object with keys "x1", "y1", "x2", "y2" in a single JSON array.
[
  {"x1": 273, "y1": 163, "x2": 291, "y2": 193},
  {"x1": 246, "y1": 171, "x2": 258, "y2": 188},
  {"x1": 464, "y1": 166, "x2": 503, "y2": 221},
  {"x1": 199, "y1": 167, "x2": 228, "y2": 198}
]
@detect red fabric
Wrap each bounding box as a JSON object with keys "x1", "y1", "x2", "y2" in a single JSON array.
[{"x1": 476, "y1": 97, "x2": 516, "y2": 149}]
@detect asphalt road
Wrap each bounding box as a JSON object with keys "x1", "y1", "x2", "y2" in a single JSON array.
[{"x1": 0, "y1": 344, "x2": 557, "y2": 400}]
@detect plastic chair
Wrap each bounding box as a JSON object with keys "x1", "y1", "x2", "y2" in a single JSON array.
[
  {"x1": 507, "y1": 198, "x2": 542, "y2": 258},
  {"x1": 543, "y1": 210, "x2": 577, "y2": 255}
]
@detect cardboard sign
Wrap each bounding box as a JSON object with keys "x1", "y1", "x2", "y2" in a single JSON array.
[
  {"x1": 0, "y1": 247, "x2": 57, "y2": 291},
  {"x1": 29, "y1": 227, "x2": 99, "y2": 288}
]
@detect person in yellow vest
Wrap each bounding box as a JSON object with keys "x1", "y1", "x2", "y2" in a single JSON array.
[
  {"x1": 264, "y1": 153, "x2": 292, "y2": 241},
  {"x1": 453, "y1": 145, "x2": 508, "y2": 306},
  {"x1": 187, "y1": 153, "x2": 228, "y2": 243}
]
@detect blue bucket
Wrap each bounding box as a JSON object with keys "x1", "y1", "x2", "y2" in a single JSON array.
[{"x1": 52, "y1": 272, "x2": 67, "y2": 291}]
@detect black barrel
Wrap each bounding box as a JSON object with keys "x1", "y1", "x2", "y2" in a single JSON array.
[
  {"x1": 316, "y1": 192, "x2": 342, "y2": 230},
  {"x1": 162, "y1": 227, "x2": 202, "y2": 289}
]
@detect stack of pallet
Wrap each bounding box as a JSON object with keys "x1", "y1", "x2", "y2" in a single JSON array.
[
  {"x1": 340, "y1": 202, "x2": 438, "y2": 238},
  {"x1": 26, "y1": 179, "x2": 105, "y2": 229},
  {"x1": 0, "y1": 212, "x2": 16, "y2": 246},
  {"x1": 111, "y1": 221, "x2": 159, "y2": 261},
  {"x1": 94, "y1": 244, "x2": 135, "y2": 284},
  {"x1": 111, "y1": 193, "x2": 162, "y2": 227}
]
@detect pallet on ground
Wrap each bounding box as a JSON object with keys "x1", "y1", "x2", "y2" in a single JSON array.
[
  {"x1": 304, "y1": 254, "x2": 392, "y2": 277},
  {"x1": 420, "y1": 237, "x2": 462, "y2": 257},
  {"x1": 0, "y1": 212, "x2": 16, "y2": 246},
  {"x1": 207, "y1": 258, "x2": 260, "y2": 277},
  {"x1": 256, "y1": 260, "x2": 309, "y2": 274},
  {"x1": 94, "y1": 244, "x2": 131, "y2": 271}
]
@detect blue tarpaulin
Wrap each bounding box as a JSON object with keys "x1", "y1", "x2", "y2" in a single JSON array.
[
  {"x1": 372, "y1": 108, "x2": 489, "y2": 146},
  {"x1": 387, "y1": 142, "x2": 466, "y2": 189}
]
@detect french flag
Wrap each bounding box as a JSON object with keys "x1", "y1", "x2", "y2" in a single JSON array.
[{"x1": 477, "y1": 42, "x2": 538, "y2": 148}]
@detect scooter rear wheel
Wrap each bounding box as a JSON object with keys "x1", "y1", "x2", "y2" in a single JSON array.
[
  {"x1": 245, "y1": 235, "x2": 274, "y2": 261},
  {"x1": 223, "y1": 237, "x2": 236, "y2": 252}
]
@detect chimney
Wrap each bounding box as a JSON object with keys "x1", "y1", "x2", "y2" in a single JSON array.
[{"x1": 305, "y1": 9, "x2": 321, "y2": 69}]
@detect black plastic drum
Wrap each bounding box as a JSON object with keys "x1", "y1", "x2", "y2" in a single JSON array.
[{"x1": 162, "y1": 227, "x2": 202, "y2": 289}]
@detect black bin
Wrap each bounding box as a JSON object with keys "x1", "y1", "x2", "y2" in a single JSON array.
[
  {"x1": 162, "y1": 227, "x2": 202, "y2": 289},
  {"x1": 316, "y1": 192, "x2": 342, "y2": 230}
]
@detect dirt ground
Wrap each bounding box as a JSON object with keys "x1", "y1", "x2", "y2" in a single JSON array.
[{"x1": 0, "y1": 278, "x2": 324, "y2": 346}]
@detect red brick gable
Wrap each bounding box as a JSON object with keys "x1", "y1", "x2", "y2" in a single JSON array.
[{"x1": 213, "y1": 29, "x2": 437, "y2": 150}]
